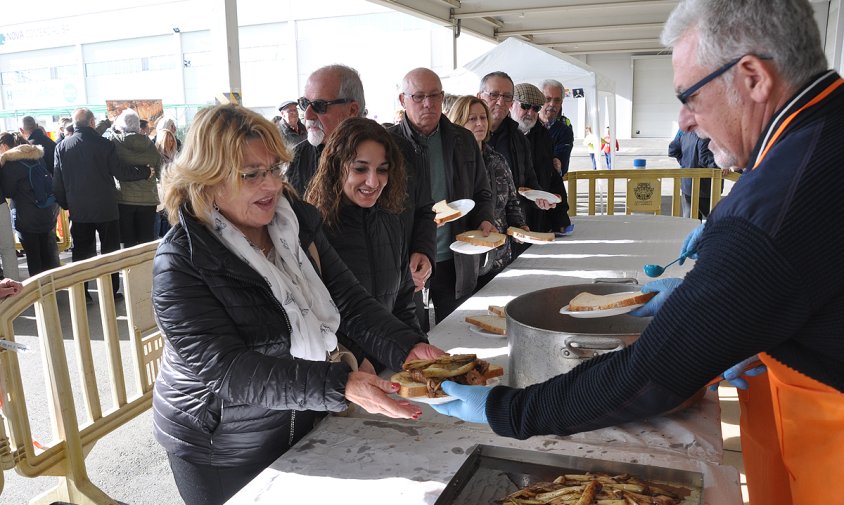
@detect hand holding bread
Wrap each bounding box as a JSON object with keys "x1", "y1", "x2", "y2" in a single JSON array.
[{"x1": 345, "y1": 371, "x2": 422, "y2": 420}]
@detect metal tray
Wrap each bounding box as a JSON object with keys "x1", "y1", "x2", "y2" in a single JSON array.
[{"x1": 435, "y1": 444, "x2": 703, "y2": 505}]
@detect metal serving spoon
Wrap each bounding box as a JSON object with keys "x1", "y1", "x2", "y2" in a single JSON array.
[{"x1": 643, "y1": 252, "x2": 689, "y2": 278}]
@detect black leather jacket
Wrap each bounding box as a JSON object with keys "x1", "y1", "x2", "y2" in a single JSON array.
[{"x1": 151, "y1": 195, "x2": 425, "y2": 467}]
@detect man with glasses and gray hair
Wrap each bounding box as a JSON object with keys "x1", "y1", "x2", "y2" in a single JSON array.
[
  {"x1": 539, "y1": 79, "x2": 574, "y2": 177},
  {"x1": 478, "y1": 73, "x2": 562, "y2": 239},
  {"x1": 286, "y1": 64, "x2": 436, "y2": 323},
  {"x1": 390, "y1": 67, "x2": 494, "y2": 328},
  {"x1": 431, "y1": 2, "x2": 843, "y2": 503}
]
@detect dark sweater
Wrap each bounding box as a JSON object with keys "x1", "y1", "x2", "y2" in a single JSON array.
[{"x1": 487, "y1": 71, "x2": 844, "y2": 439}]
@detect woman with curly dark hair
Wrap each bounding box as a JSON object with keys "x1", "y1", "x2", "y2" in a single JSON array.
[{"x1": 306, "y1": 117, "x2": 423, "y2": 372}]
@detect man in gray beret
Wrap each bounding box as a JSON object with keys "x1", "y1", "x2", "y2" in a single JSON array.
[{"x1": 511, "y1": 83, "x2": 571, "y2": 232}]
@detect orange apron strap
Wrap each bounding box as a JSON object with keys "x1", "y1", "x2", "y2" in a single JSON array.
[
  {"x1": 759, "y1": 353, "x2": 844, "y2": 505},
  {"x1": 737, "y1": 372, "x2": 792, "y2": 505}
]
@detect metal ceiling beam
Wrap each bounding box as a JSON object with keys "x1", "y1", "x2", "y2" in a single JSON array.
[
  {"x1": 478, "y1": 16, "x2": 504, "y2": 29},
  {"x1": 543, "y1": 38, "x2": 662, "y2": 49},
  {"x1": 497, "y1": 22, "x2": 664, "y2": 38},
  {"x1": 453, "y1": 0, "x2": 677, "y2": 19},
  {"x1": 565, "y1": 48, "x2": 670, "y2": 55}
]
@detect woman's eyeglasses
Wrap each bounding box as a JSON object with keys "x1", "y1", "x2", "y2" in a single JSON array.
[
  {"x1": 519, "y1": 103, "x2": 542, "y2": 112},
  {"x1": 239, "y1": 164, "x2": 285, "y2": 185},
  {"x1": 297, "y1": 97, "x2": 352, "y2": 114}
]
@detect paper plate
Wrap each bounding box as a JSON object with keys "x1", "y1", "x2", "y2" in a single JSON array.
[
  {"x1": 402, "y1": 378, "x2": 502, "y2": 405},
  {"x1": 468, "y1": 324, "x2": 506, "y2": 338},
  {"x1": 450, "y1": 240, "x2": 494, "y2": 255},
  {"x1": 518, "y1": 188, "x2": 562, "y2": 204},
  {"x1": 448, "y1": 199, "x2": 475, "y2": 215},
  {"x1": 516, "y1": 235, "x2": 555, "y2": 245},
  {"x1": 559, "y1": 303, "x2": 644, "y2": 318},
  {"x1": 437, "y1": 199, "x2": 476, "y2": 225}
]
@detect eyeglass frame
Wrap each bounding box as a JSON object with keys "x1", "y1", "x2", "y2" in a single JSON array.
[
  {"x1": 676, "y1": 54, "x2": 773, "y2": 105},
  {"x1": 519, "y1": 102, "x2": 542, "y2": 113},
  {"x1": 239, "y1": 163, "x2": 285, "y2": 185},
  {"x1": 297, "y1": 97, "x2": 353, "y2": 114},
  {"x1": 481, "y1": 90, "x2": 515, "y2": 103},
  {"x1": 402, "y1": 91, "x2": 445, "y2": 104}
]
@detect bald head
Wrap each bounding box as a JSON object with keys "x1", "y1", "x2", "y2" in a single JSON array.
[
  {"x1": 72, "y1": 108, "x2": 95, "y2": 130},
  {"x1": 399, "y1": 67, "x2": 444, "y2": 136}
]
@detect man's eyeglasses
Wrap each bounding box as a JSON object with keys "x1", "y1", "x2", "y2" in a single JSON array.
[
  {"x1": 677, "y1": 54, "x2": 773, "y2": 105},
  {"x1": 297, "y1": 97, "x2": 353, "y2": 114},
  {"x1": 482, "y1": 90, "x2": 514, "y2": 103},
  {"x1": 239, "y1": 164, "x2": 285, "y2": 186},
  {"x1": 519, "y1": 103, "x2": 542, "y2": 113},
  {"x1": 403, "y1": 91, "x2": 445, "y2": 103}
]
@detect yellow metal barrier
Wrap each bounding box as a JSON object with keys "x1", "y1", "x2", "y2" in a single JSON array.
[
  {"x1": 0, "y1": 241, "x2": 160, "y2": 504},
  {"x1": 564, "y1": 168, "x2": 741, "y2": 217}
]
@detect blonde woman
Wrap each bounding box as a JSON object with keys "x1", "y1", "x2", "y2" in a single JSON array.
[
  {"x1": 448, "y1": 95, "x2": 526, "y2": 286},
  {"x1": 153, "y1": 104, "x2": 442, "y2": 504}
]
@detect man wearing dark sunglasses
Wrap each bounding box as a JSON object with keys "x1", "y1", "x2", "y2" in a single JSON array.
[{"x1": 511, "y1": 82, "x2": 571, "y2": 234}]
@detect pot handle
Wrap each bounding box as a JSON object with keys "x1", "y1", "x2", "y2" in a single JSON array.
[
  {"x1": 594, "y1": 278, "x2": 638, "y2": 285},
  {"x1": 561, "y1": 336, "x2": 625, "y2": 359}
]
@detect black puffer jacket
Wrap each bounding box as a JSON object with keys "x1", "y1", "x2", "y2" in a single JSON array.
[
  {"x1": 324, "y1": 203, "x2": 422, "y2": 367},
  {"x1": 151, "y1": 195, "x2": 425, "y2": 467}
]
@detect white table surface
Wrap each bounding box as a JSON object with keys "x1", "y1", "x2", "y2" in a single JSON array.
[{"x1": 228, "y1": 215, "x2": 741, "y2": 505}]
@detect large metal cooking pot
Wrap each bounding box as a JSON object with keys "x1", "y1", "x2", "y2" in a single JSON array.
[{"x1": 506, "y1": 282, "x2": 651, "y2": 388}]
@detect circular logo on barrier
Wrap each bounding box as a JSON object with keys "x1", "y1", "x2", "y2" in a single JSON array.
[{"x1": 634, "y1": 182, "x2": 655, "y2": 201}]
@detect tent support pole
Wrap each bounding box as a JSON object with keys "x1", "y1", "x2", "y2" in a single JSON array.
[{"x1": 452, "y1": 19, "x2": 461, "y2": 69}]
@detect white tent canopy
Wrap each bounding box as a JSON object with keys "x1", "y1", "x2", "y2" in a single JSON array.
[{"x1": 440, "y1": 37, "x2": 618, "y2": 152}]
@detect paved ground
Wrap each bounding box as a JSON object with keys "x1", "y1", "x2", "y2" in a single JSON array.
[{"x1": 2, "y1": 137, "x2": 704, "y2": 505}]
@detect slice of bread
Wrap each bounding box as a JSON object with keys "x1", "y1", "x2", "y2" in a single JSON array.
[
  {"x1": 567, "y1": 290, "x2": 657, "y2": 311},
  {"x1": 391, "y1": 364, "x2": 504, "y2": 398},
  {"x1": 488, "y1": 305, "x2": 506, "y2": 317},
  {"x1": 433, "y1": 200, "x2": 461, "y2": 225},
  {"x1": 465, "y1": 314, "x2": 506, "y2": 335},
  {"x1": 455, "y1": 230, "x2": 506, "y2": 248},
  {"x1": 506, "y1": 227, "x2": 555, "y2": 243}
]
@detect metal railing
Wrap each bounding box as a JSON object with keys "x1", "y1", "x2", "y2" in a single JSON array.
[
  {"x1": 564, "y1": 168, "x2": 741, "y2": 217},
  {"x1": 0, "y1": 242, "x2": 161, "y2": 504}
]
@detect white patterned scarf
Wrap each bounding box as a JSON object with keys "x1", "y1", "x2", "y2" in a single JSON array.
[{"x1": 208, "y1": 195, "x2": 339, "y2": 361}]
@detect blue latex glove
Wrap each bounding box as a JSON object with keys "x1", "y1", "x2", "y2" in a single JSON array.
[
  {"x1": 430, "y1": 381, "x2": 492, "y2": 424},
  {"x1": 628, "y1": 278, "x2": 683, "y2": 317},
  {"x1": 711, "y1": 355, "x2": 768, "y2": 391},
  {"x1": 679, "y1": 224, "x2": 705, "y2": 265}
]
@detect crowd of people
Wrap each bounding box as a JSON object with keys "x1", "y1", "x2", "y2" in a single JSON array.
[
  {"x1": 2, "y1": 1, "x2": 840, "y2": 504},
  {"x1": 0, "y1": 111, "x2": 179, "y2": 301}
]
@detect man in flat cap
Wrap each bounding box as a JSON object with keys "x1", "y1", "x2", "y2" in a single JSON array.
[
  {"x1": 278, "y1": 99, "x2": 306, "y2": 148},
  {"x1": 512, "y1": 83, "x2": 571, "y2": 232}
]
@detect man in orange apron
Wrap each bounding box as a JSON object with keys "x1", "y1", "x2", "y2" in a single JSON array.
[{"x1": 432, "y1": 2, "x2": 844, "y2": 504}]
